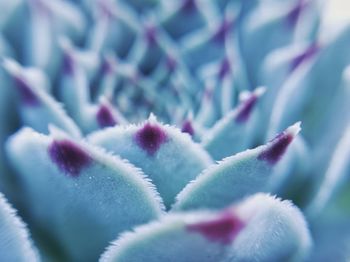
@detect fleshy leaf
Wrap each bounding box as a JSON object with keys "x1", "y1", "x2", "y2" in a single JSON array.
[
  {"x1": 6, "y1": 127, "x2": 164, "y2": 261},
  {"x1": 59, "y1": 40, "x2": 92, "y2": 130},
  {"x1": 26, "y1": 0, "x2": 86, "y2": 70},
  {"x1": 88, "y1": 114, "x2": 213, "y2": 208},
  {"x1": 240, "y1": 1, "x2": 311, "y2": 87},
  {"x1": 86, "y1": 0, "x2": 138, "y2": 57},
  {"x1": 202, "y1": 87, "x2": 265, "y2": 160},
  {"x1": 3, "y1": 59, "x2": 81, "y2": 137},
  {"x1": 307, "y1": 125, "x2": 350, "y2": 217},
  {"x1": 101, "y1": 194, "x2": 311, "y2": 262},
  {"x1": 0, "y1": 193, "x2": 39, "y2": 261},
  {"x1": 174, "y1": 123, "x2": 300, "y2": 211}
]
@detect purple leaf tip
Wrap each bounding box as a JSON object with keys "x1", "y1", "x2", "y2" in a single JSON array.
[
  {"x1": 258, "y1": 122, "x2": 301, "y2": 165},
  {"x1": 101, "y1": 56, "x2": 117, "y2": 75},
  {"x1": 96, "y1": 103, "x2": 117, "y2": 128},
  {"x1": 14, "y1": 77, "x2": 40, "y2": 106},
  {"x1": 290, "y1": 42, "x2": 320, "y2": 72},
  {"x1": 287, "y1": 0, "x2": 306, "y2": 27},
  {"x1": 135, "y1": 119, "x2": 167, "y2": 155},
  {"x1": 187, "y1": 211, "x2": 245, "y2": 245},
  {"x1": 181, "y1": 0, "x2": 196, "y2": 12},
  {"x1": 98, "y1": 0, "x2": 116, "y2": 19},
  {"x1": 235, "y1": 87, "x2": 265, "y2": 123},
  {"x1": 48, "y1": 139, "x2": 92, "y2": 177},
  {"x1": 218, "y1": 58, "x2": 231, "y2": 80},
  {"x1": 181, "y1": 120, "x2": 194, "y2": 136},
  {"x1": 145, "y1": 25, "x2": 157, "y2": 46},
  {"x1": 62, "y1": 52, "x2": 75, "y2": 75},
  {"x1": 166, "y1": 55, "x2": 177, "y2": 73},
  {"x1": 212, "y1": 18, "x2": 234, "y2": 43}
]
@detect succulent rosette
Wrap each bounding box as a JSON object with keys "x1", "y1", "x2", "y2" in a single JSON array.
[{"x1": 0, "y1": 0, "x2": 349, "y2": 261}]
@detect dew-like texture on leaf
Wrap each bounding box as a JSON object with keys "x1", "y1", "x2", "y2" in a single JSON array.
[
  {"x1": 6, "y1": 127, "x2": 164, "y2": 261},
  {"x1": 0, "y1": 193, "x2": 39, "y2": 262},
  {"x1": 174, "y1": 123, "x2": 300, "y2": 211},
  {"x1": 101, "y1": 194, "x2": 311, "y2": 262},
  {"x1": 88, "y1": 116, "x2": 213, "y2": 208}
]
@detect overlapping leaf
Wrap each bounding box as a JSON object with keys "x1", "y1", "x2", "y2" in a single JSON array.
[
  {"x1": 6, "y1": 127, "x2": 164, "y2": 261},
  {"x1": 101, "y1": 194, "x2": 311, "y2": 262}
]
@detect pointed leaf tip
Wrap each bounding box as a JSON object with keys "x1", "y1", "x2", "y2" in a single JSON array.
[
  {"x1": 235, "y1": 87, "x2": 265, "y2": 123},
  {"x1": 181, "y1": 120, "x2": 194, "y2": 136},
  {"x1": 175, "y1": 123, "x2": 300, "y2": 210},
  {"x1": 134, "y1": 122, "x2": 168, "y2": 156},
  {"x1": 97, "y1": 104, "x2": 117, "y2": 128},
  {"x1": 258, "y1": 122, "x2": 301, "y2": 165}
]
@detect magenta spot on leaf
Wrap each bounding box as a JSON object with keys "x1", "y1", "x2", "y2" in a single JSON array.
[
  {"x1": 48, "y1": 140, "x2": 92, "y2": 177},
  {"x1": 187, "y1": 211, "x2": 245, "y2": 245},
  {"x1": 14, "y1": 77, "x2": 40, "y2": 106},
  {"x1": 235, "y1": 95, "x2": 258, "y2": 123},
  {"x1": 63, "y1": 52, "x2": 75, "y2": 75},
  {"x1": 181, "y1": 120, "x2": 194, "y2": 136},
  {"x1": 181, "y1": 0, "x2": 196, "y2": 12},
  {"x1": 96, "y1": 105, "x2": 117, "y2": 128},
  {"x1": 212, "y1": 19, "x2": 233, "y2": 43},
  {"x1": 258, "y1": 132, "x2": 294, "y2": 165},
  {"x1": 101, "y1": 58, "x2": 116, "y2": 75},
  {"x1": 98, "y1": 0, "x2": 115, "y2": 19},
  {"x1": 290, "y1": 43, "x2": 319, "y2": 72},
  {"x1": 145, "y1": 26, "x2": 157, "y2": 46},
  {"x1": 218, "y1": 58, "x2": 231, "y2": 80},
  {"x1": 135, "y1": 123, "x2": 167, "y2": 155},
  {"x1": 31, "y1": 0, "x2": 50, "y2": 15},
  {"x1": 286, "y1": 0, "x2": 305, "y2": 27},
  {"x1": 166, "y1": 55, "x2": 177, "y2": 73}
]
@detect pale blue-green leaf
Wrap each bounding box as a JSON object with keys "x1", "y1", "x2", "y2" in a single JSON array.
[
  {"x1": 6, "y1": 127, "x2": 164, "y2": 261},
  {"x1": 59, "y1": 40, "x2": 91, "y2": 131},
  {"x1": 268, "y1": 25, "x2": 350, "y2": 140},
  {"x1": 0, "y1": 51, "x2": 17, "y2": 195},
  {"x1": 0, "y1": 0, "x2": 23, "y2": 30},
  {"x1": 257, "y1": 41, "x2": 317, "y2": 140},
  {"x1": 86, "y1": 0, "x2": 138, "y2": 56},
  {"x1": 160, "y1": 1, "x2": 209, "y2": 41},
  {"x1": 268, "y1": 27, "x2": 350, "y2": 177},
  {"x1": 174, "y1": 123, "x2": 300, "y2": 211},
  {"x1": 25, "y1": 0, "x2": 86, "y2": 74},
  {"x1": 181, "y1": 3, "x2": 236, "y2": 71},
  {"x1": 202, "y1": 87, "x2": 265, "y2": 160},
  {"x1": 194, "y1": 79, "x2": 220, "y2": 127},
  {"x1": 240, "y1": 2, "x2": 299, "y2": 87},
  {"x1": 3, "y1": 59, "x2": 81, "y2": 138},
  {"x1": 88, "y1": 115, "x2": 213, "y2": 208},
  {"x1": 0, "y1": 193, "x2": 39, "y2": 262},
  {"x1": 307, "y1": 125, "x2": 350, "y2": 217},
  {"x1": 101, "y1": 194, "x2": 311, "y2": 262}
]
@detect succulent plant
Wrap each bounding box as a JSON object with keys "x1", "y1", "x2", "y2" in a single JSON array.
[{"x1": 0, "y1": 0, "x2": 349, "y2": 261}]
